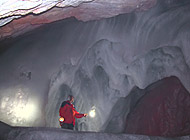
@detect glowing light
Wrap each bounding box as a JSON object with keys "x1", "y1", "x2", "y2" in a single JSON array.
[
  {"x1": 59, "y1": 117, "x2": 64, "y2": 122},
  {"x1": 0, "y1": 88, "x2": 40, "y2": 126},
  {"x1": 89, "y1": 109, "x2": 96, "y2": 118},
  {"x1": 13, "y1": 101, "x2": 37, "y2": 120}
]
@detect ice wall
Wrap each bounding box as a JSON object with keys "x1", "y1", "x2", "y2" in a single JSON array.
[
  {"x1": 46, "y1": 39, "x2": 129, "y2": 131},
  {"x1": 46, "y1": 45, "x2": 190, "y2": 131},
  {"x1": 46, "y1": 0, "x2": 190, "y2": 131},
  {"x1": 0, "y1": 0, "x2": 190, "y2": 131}
]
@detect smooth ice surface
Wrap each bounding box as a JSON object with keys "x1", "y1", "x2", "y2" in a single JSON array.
[
  {"x1": 1, "y1": 124, "x2": 190, "y2": 140},
  {"x1": 1, "y1": 121, "x2": 190, "y2": 140},
  {"x1": 0, "y1": 0, "x2": 190, "y2": 132}
]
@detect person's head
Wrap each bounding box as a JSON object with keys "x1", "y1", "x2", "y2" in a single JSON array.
[{"x1": 68, "y1": 95, "x2": 74, "y2": 103}]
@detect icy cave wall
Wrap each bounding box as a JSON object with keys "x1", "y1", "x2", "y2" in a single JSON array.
[
  {"x1": 0, "y1": 0, "x2": 190, "y2": 132},
  {"x1": 46, "y1": 1, "x2": 190, "y2": 131}
]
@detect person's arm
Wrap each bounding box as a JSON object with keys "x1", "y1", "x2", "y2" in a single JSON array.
[{"x1": 74, "y1": 108, "x2": 87, "y2": 118}]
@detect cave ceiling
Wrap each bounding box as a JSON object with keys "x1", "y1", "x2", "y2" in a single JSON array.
[{"x1": 0, "y1": 0, "x2": 157, "y2": 40}]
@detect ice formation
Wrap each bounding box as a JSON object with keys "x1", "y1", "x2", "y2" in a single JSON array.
[{"x1": 0, "y1": 0, "x2": 190, "y2": 137}]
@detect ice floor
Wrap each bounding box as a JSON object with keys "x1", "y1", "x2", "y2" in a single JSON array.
[{"x1": 0, "y1": 122, "x2": 190, "y2": 140}]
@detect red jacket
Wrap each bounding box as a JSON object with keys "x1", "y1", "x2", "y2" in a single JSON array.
[{"x1": 59, "y1": 100, "x2": 84, "y2": 126}]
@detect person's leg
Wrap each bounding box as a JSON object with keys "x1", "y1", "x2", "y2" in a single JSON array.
[
  {"x1": 61, "y1": 123, "x2": 69, "y2": 129},
  {"x1": 68, "y1": 124, "x2": 74, "y2": 130}
]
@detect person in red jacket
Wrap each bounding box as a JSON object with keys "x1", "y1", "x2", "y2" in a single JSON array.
[{"x1": 59, "y1": 95, "x2": 87, "y2": 130}]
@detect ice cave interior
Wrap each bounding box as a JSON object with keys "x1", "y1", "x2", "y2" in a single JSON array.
[{"x1": 0, "y1": 0, "x2": 190, "y2": 140}]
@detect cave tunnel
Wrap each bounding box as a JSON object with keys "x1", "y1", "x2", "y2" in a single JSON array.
[{"x1": 0, "y1": 0, "x2": 190, "y2": 140}]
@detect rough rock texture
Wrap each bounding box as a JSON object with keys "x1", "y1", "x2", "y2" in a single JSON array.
[
  {"x1": 0, "y1": 0, "x2": 157, "y2": 39},
  {"x1": 125, "y1": 76, "x2": 190, "y2": 137},
  {"x1": 0, "y1": 0, "x2": 93, "y2": 19}
]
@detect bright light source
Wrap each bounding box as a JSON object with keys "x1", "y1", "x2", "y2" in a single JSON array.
[
  {"x1": 0, "y1": 88, "x2": 40, "y2": 126},
  {"x1": 59, "y1": 117, "x2": 64, "y2": 122},
  {"x1": 14, "y1": 101, "x2": 37, "y2": 120},
  {"x1": 89, "y1": 109, "x2": 96, "y2": 118}
]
